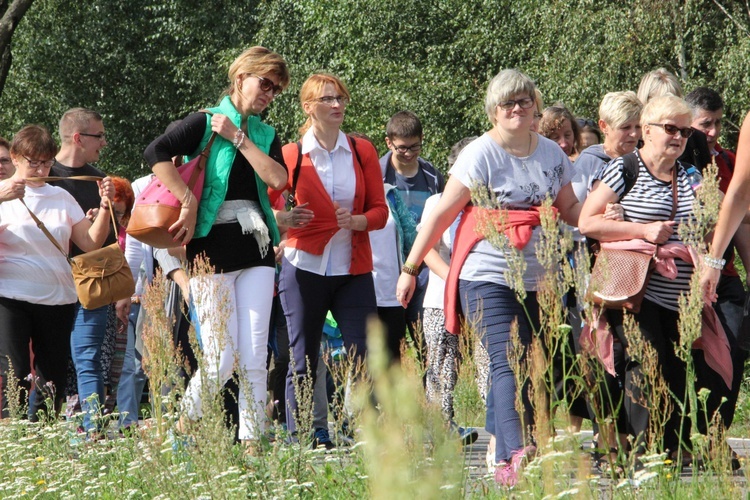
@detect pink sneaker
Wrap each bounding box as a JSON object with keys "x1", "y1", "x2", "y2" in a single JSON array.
[
  {"x1": 494, "y1": 462, "x2": 515, "y2": 487},
  {"x1": 505, "y1": 445, "x2": 536, "y2": 485}
]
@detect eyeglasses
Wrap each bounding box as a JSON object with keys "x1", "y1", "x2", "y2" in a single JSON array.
[
  {"x1": 577, "y1": 118, "x2": 597, "y2": 128},
  {"x1": 392, "y1": 143, "x2": 422, "y2": 154},
  {"x1": 79, "y1": 132, "x2": 106, "y2": 141},
  {"x1": 498, "y1": 97, "x2": 535, "y2": 111},
  {"x1": 23, "y1": 156, "x2": 55, "y2": 168},
  {"x1": 251, "y1": 75, "x2": 283, "y2": 97},
  {"x1": 648, "y1": 123, "x2": 694, "y2": 139},
  {"x1": 313, "y1": 95, "x2": 349, "y2": 106}
]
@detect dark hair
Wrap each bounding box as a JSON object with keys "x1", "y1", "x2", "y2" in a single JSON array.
[
  {"x1": 576, "y1": 118, "x2": 602, "y2": 143},
  {"x1": 0, "y1": 137, "x2": 9, "y2": 150},
  {"x1": 685, "y1": 86, "x2": 724, "y2": 112},
  {"x1": 386, "y1": 110, "x2": 423, "y2": 139},
  {"x1": 448, "y1": 136, "x2": 477, "y2": 168},
  {"x1": 348, "y1": 131, "x2": 377, "y2": 148},
  {"x1": 10, "y1": 125, "x2": 58, "y2": 159}
]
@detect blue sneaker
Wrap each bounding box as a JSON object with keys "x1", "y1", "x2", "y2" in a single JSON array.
[
  {"x1": 311, "y1": 427, "x2": 335, "y2": 450},
  {"x1": 450, "y1": 421, "x2": 479, "y2": 446}
]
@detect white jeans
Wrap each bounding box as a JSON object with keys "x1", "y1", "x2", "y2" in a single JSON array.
[{"x1": 183, "y1": 266, "x2": 275, "y2": 440}]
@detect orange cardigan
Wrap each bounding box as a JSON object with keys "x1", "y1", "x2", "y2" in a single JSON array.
[{"x1": 279, "y1": 136, "x2": 388, "y2": 275}]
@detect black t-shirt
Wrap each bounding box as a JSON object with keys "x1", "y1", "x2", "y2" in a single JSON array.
[
  {"x1": 50, "y1": 162, "x2": 116, "y2": 256},
  {"x1": 143, "y1": 112, "x2": 284, "y2": 273}
]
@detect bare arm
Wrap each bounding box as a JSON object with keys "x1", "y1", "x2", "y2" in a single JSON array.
[
  {"x1": 579, "y1": 180, "x2": 675, "y2": 243},
  {"x1": 70, "y1": 178, "x2": 115, "y2": 252},
  {"x1": 702, "y1": 112, "x2": 750, "y2": 301},
  {"x1": 553, "y1": 182, "x2": 582, "y2": 226},
  {"x1": 396, "y1": 177, "x2": 471, "y2": 307},
  {"x1": 423, "y1": 247, "x2": 450, "y2": 281}
]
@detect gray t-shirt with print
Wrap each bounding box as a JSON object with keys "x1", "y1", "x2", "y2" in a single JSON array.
[{"x1": 449, "y1": 132, "x2": 573, "y2": 291}]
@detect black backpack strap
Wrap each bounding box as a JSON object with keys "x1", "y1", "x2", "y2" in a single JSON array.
[
  {"x1": 290, "y1": 141, "x2": 303, "y2": 198},
  {"x1": 620, "y1": 152, "x2": 640, "y2": 200},
  {"x1": 350, "y1": 136, "x2": 363, "y2": 171}
]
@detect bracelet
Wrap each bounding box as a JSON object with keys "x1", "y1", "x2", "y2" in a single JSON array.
[
  {"x1": 99, "y1": 202, "x2": 110, "y2": 211},
  {"x1": 401, "y1": 261, "x2": 419, "y2": 276},
  {"x1": 703, "y1": 255, "x2": 726, "y2": 270},
  {"x1": 232, "y1": 129, "x2": 245, "y2": 149}
]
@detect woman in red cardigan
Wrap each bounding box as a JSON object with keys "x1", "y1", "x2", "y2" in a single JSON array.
[{"x1": 278, "y1": 73, "x2": 388, "y2": 441}]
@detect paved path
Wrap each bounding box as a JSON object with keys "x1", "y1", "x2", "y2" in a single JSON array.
[{"x1": 464, "y1": 428, "x2": 750, "y2": 481}]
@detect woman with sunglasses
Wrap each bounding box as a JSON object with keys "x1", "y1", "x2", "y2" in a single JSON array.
[
  {"x1": 143, "y1": 46, "x2": 289, "y2": 451},
  {"x1": 579, "y1": 95, "x2": 698, "y2": 463},
  {"x1": 277, "y1": 73, "x2": 388, "y2": 441},
  {"x1": 396, "y1": 69, "x2": 581, "y2": 486},
  {"x1": 0, "y1": 125, "x2": 113, "y2": 420}
]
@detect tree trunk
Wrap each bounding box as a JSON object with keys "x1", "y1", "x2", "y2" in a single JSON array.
[{"x1": 0, "y1": 0, "x2": 35, "y2": 97}]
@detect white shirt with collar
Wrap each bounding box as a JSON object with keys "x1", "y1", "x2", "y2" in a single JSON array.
[{"x1": 284, "y1": 128, "x2": 356, "y2": 276}]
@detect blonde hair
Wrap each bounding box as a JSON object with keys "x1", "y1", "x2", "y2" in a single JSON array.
[
  {"x1": 484, "y1": 69, "x2": 536, "y2": 125},
  {"x1": 636, "y1": 68, "x2": 683, "y2": 104},
  {"x1": 59, "y1": 108, "x2": 102, "y2": 144},
  {"x1": 226, "y1": 46, "x2": 290, "y2": 98},
  {"x1": 298, "y1": 73, "x2": 350, "y2": 136},
  {"x1": 534, "y1": 88, "x2": 544, "y2": 113},
  {"x1": 641, "y1": 95, "x2": 693, "y2": 128},
  {"x1": 599, "y1": 91, "x2": 642, "y2": 128}
]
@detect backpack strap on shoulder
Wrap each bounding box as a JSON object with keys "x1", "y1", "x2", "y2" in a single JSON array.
[{"x1": 620, "y1": 152, "x2": 640, "y2": 200}]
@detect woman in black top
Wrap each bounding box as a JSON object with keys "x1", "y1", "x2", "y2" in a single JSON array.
[{"x1": 143, "y1": 46, "x2": 289, "y2": 449}]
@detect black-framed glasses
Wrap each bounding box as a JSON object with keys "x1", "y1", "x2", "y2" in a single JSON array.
[
  {"x1": 392, "y1": 143, "x2": 422, "y2": 154},
  {"x1": 313, "y1": 95, "x2": 349, "y2": 106},
  {"x1": 648, "y1": 123, "x2": 694, "y2": 139},
  {"x1": 251, "y1": 75, "x2": 283, "y2": 97},
  {"x1": 23, "y1": 156, "x2": 55, "y2": 168},
  {"x1": 498, "y1": 97, "x2": 535, "y2": 111},
  {"x1": 79, "y1": 132, "x2": 106, "y2": 140}
]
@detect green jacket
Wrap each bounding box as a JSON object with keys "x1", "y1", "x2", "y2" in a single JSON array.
[{"x1": 191, "y1": 95, "x2": 280, "y2": 245}]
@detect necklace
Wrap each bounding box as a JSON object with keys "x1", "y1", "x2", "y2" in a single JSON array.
[{"x1": 495, "y1": 128, "x2": 533, "y2": 170}]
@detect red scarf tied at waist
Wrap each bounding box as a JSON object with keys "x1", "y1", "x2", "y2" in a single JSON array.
[
  {"x1": 444, "y1": 205, "x2": 557, "y2": 335},
  {"x1": 580, "y1": 239, "x2": 733, "y2": 389}
]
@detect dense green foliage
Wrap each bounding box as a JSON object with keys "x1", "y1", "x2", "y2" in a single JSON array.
[{"x1": 1, "y1": 0, "x2": 749, "y2": 178}]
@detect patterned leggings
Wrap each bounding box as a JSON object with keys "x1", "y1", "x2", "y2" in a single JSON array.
[{"x1": 423, "y1": 308, "x2": 459, "y2": 420}]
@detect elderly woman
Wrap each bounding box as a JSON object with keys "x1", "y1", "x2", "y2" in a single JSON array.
[
  {"x1": 579, "y1": 95, "x2": 697, "y2": 459},
  {"x1": 0, "y1": 125, "x2": 113, "y2": 420},
  {"x1": 278, "y1": 73, "x2": 388, "y2": 442},
  {"x1": 397, "y1": 69, "x2": 581, "y2": 486},
  {"x1": 539, "y1": 105, "x2": 582, "y2": 161},
  {"x1": 144, "y1": 46, "x2": 289, "y2": 449}
]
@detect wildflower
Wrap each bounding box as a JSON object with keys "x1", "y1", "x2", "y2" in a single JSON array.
[
  {"x1": 35, "y1": 456, "x2": 45, "y2": 462},
  {"x1": 666, "y1": 473, "x2": 673, "y2": 479},
  {"x1": 37, "y1": 479, "x2": 45, "y2": 485}
]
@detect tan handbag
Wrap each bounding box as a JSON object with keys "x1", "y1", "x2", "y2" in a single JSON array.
[
  {"x1": 587, "y1": 248, "x2": 654, "y2": 312},
  {"x1": 586, "y1": 165, "x2": 678, "y2": 313},
  {"x1": 22, "y1": 179, "x2": 135, "y2": 310}
]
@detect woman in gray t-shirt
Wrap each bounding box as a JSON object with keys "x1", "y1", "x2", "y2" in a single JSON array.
[{"x1": 396, "y1": 69, "x2": 581, "y2": 487}]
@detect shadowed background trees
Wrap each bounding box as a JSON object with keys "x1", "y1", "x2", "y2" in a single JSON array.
[{"x1": 0, "y1": 0, "x2": 748, "y2": 178}]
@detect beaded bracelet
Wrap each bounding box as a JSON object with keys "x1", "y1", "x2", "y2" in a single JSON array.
[
  {"x1": 703, "y1": 255, "x2": 726, "y2": 270},
  {"x1": 233, "y1": 129, "x2": 245, "y2": 149},
  {"x1": 401, "y1": 262, "x2": 419, "y2": 276}
]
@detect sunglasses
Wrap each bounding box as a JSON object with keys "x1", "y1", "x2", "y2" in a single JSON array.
[
  {"x1": 577, "y1": 118, "x2": 597, "y2": 128},
  {"x1": 251, "y1": 75, "x2": 283, "y2": 97},
  {"x1": 648, "y1": 123, "x2": 694, "y2": 139}
]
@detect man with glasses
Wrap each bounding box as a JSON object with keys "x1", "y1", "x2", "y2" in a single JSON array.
[
  {"x1": 0, "y1": 137, "x2": 21, "y2": 201},
  {"x1": 50, "y1": 107, "x2": 115, "y2": 434},
  {"x1": 379, "y1": 111, "x2": 444, "y2": 364}
]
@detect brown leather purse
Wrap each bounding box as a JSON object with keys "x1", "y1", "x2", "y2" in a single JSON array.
[
  {"x1": 587, "y1": 166, "x2": 678, "y2": 313},
  {"x1": 22, "y1": 179, "x2": 134, "y2": 310}
]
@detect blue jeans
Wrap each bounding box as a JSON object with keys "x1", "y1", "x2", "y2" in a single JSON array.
[
  {"x1": 459, "y1": 280, "x2": 538, "y2": 463},
  {"x1": 116, "y1": 303, "x2": 142, "y2": 428},
  {"x1": 70, "y1": 303, "x2": 109, "y2": 431}
]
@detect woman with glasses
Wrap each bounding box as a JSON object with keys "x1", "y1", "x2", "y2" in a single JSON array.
[
  {"x1": 277, "y1": 73, "x2": 388, "y2": 441},
  {"x1": 579, "y1": 95, "x2": 698, "y2": 462},
  {"x1": 396, "y1": 69, "x2": 581, "y2": 486},
  {"x1": 143, "y1": 46, "x2": 289, "y2": 452},
  {"x1": 0, "y1": 125, "x2": 113, "y2": 420}
]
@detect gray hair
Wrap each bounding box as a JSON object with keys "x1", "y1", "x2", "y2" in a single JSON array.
[{"x1": 484, "y1": 69, "x2": 536, "y2": 125}]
